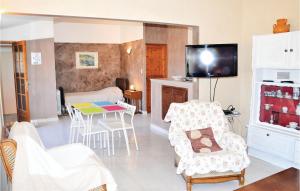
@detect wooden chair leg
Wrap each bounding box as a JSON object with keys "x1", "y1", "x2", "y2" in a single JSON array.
[
  {"x1": 186, "y1": 176, "x2": 192, "y2": 191},
  {"x1": 239, "y1": 169, "x2": 245, "y2": 186}
]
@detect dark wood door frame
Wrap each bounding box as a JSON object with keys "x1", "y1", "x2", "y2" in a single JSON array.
[
  {"x1": 146, "y1": 43, "x2": 168, "y2": 113},
  {"x1": 12, "y1": 41, "x2": 30, "y2": 122}
]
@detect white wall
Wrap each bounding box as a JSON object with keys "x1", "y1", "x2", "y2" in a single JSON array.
[
  {"x1": 54, "y1": 21, "x2": 143, "y2": 43},
  {"x1": 0, "y1": 47, "x2": 17, "y2": 114},
  {"x1": 0, "y1": 20, "x2": 54, "y2": 41},
  {"x1": 54, "y1": 22, "x2": 121, "y2": 43},
  {"x1": 120, "y1": 21, "x2": 143, "y2": 43}
]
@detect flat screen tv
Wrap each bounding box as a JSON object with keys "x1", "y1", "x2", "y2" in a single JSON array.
[{"x1": 185, "y1": 44, "x2": 238, "y2": 78}]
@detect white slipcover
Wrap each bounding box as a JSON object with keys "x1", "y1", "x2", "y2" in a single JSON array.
[
  {"x1": 165, "y1": 100, "x2": 250, "y2": 176},
  {"x1": 9, "y1": 122, "x2": 117, "y2": 191},
  {"x1": 65, "y1": 87, "x2": 124, "y2": 104}
]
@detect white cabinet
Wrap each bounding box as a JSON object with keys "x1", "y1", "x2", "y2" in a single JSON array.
[
  {"x1": 253, "y1": 31, "x2": 300, "y2": 69},
  {"x1": 294, "y1": 140, "x2": 300, "y2": 164},
  {"x1": 289, "y1": 32, "x2": 300, "y2": 69},
  {"x1": 249, "y1": 31, "x2": 300, "y2": 169},
  {"x1": 248, "y1": 126, "x2": 295, "y2": 161}
]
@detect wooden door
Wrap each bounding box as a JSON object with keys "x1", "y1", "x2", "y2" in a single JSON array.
[
  {"x1": 146, "y1": 44, "x2": 167, "y2": 113},
  {"x1": 161, "y1": 86, "x2": 187, "y2": 119},
  {"x1": 12, "y1": 41, "x2": 30, "y2": 121}
]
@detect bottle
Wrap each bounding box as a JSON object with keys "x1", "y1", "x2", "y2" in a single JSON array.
[{"x1": 296, "y1": 103, "x2": 300, "y2": 116}]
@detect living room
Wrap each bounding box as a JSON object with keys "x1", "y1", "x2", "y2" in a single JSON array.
[{"x1": 0, "y1": 0, "x2": 300, "y2": 191}]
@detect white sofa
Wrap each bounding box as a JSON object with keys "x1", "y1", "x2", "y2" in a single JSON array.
[
  {"x1": 8, "y1": 122, "x2": 117, "y2": 191},
  {"x1": 65, "y1": 87, "x2": 124, "y2": 104}
]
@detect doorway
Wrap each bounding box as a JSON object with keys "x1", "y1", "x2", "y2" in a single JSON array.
[
  {"x1": 146, "y1": 44, "x2": 168, "y2": 113},
  {"x1": 12, "y1": 41, "x2": 30, "y2": 122},
  {"x1": 0, "y1": 41, "x2": 30, "y2": 126}
]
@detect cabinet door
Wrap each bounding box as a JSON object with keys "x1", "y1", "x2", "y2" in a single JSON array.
[
  {"x1": 172, "y1": 87, "x2": 188, "y2": 103},
  {"x1": 162, "y1": 86, "x2": 173, "y2": 119},
  {"x1": 248, "y1": 126, "x2": 295, "y2": 160},
  {"x1": 294, "y1": 140, "x2": 300, "y2": 164},
  {"x1": 254, "y1": 33, "x2": 289, "y2": 69},
  {"x1": 289, "y1": 31, "x2": 300, "y2": 69}
]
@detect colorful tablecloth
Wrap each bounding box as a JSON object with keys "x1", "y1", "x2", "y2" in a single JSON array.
[{"x1": 72, "y1": 101, "x2": 125, "y2": 115}]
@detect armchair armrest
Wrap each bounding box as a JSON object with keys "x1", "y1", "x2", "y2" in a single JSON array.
[
  {"x1": 219, "y1": 131, "x2": 247, "y2": 153},
  {"x1": 169, "y1": 131, "x2": 194, "y2": 159}
]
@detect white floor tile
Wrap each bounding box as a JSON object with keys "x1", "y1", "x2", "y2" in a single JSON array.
[{"x1": 36, "y1": 114, "x2": 282, "y2": 191}]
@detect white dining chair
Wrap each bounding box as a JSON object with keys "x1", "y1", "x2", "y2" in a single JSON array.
[
  {"x1": 98, "y1": 101, "x2": 139, "y2": 155},
  {"x1": 66, "y1": 104, "x2": 80, "y2": 144},
  {"x1": 75, "y1": 109, "x2": 110, "y2": 156}
]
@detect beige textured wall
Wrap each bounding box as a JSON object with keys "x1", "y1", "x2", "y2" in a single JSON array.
[
  {"x1": 167, "y1": 26, "x2": 188, "y2": 77},
  {"x1": 120, "y1": 40, "x2": 146, "y2": 109},
  {"x1": 26, "y1": 38, "x2": 58, "y2": 120},
  {"x1": 144, "y1": 24, "x2": 168, "y2": 44},
  {"x1": 55, "y1": 43, "x2": 121, "y2": 93},
  {"x1": 0, "y1": 47, "x2": 17, "y2": 114},
  {"x1": 144, "y1": 24, "x2": 188, "y2": 77}
]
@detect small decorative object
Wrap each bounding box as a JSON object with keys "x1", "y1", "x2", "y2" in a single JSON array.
[
  {"x1": 289, "y1": 122, "x2": 298, "y2": 129},
  {"x1": 296, "y1": 103, "x2": 300, "y2": 115},
  {"x1": 273, "y1": 19, "x2": 290, "y2": 34},
  {"x1": 264, "y1": 104, "x2": 273, "y2": 110},
  {"x1": 31, "y1": 52, "x2": 42, "y2": 65},
  {"x1": 282, "y1": 106, "x2": 288, "y2": 113},
  {"x1": 276, "y1": 90, "x2": 283, "y2": 98},
  {"x1": 75, "y1": 52, "x2": 98, "y2": 69},
  {"x1": 271, "y1": 91, "x2": 276, "y2": 97},
  {"x1": 284, "y1": 92, "x2": 291, "y2": 99},
  {"x1": 293, "y1": 93, "x2": 299, "y2": 100},
  {"x1": 270, "y1": 114, "x2": 274, "y2": 124},
  {"x1": 172, "y1": 75, "x2": 184, "y2": 81},
  {"x1": 293, "y1": 87, "x2": 300, "y2": 99}
]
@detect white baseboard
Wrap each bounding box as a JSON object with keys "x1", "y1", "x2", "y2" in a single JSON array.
[
  {"x1": 141, "y1": 110, "x2": 148, "y2": 115},
  {"x1": 150, "y1": 123, "x2": 168, "y2": 138},
  {"x1": 31, "y1": 117, "x2": 59, "y2": 126},
  {"x1": 248, "y1": 147, "x2": 300, "y2": 169}
]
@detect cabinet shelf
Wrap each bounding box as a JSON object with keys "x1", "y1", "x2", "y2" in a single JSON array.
[
  {"x1": 263, "y1": 108, "x2": 299, "y2": 116},
  {"x1": 263, "y1": 95, "x2": 300, "y2": 101},
  {"x1": 256, "y1": 81, "x2": 300, "y2": 88}
]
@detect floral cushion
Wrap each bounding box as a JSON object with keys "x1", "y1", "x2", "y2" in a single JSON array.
[
  {"x1": 186, "y1": 128, "x2": 222, "y2": 153},
  {"x1": 166, "y1": 100, "x2": 250, "y2": 176}
]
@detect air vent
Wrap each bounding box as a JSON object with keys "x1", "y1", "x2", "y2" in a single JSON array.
[{"x1": 277, "y1": 72, "x2": 290, "y2": 79}]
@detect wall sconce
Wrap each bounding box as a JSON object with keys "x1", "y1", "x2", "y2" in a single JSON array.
[
  {"x1": 130, "y1": 84, "x2": 136, "y2": 91},
  {"x1": 126, "y1": 47, "x2": 132, "y2": 54}
]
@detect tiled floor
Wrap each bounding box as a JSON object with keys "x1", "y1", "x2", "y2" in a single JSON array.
[{"x1": 36, "y1": 114, "x2": 282, "y2": 191}]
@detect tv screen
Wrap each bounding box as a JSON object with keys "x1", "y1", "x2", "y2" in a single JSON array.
[{"x1": 185, "y1": 44, "x2": 238, "y2": 78}]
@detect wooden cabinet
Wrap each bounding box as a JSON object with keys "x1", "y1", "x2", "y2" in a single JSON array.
[
  {"x1": 161, "y1": 85, "x2": 187, "y2": 119},
  {"x1": 124, "y1": 90, "x2": 142, "y2": 113},
  {"x1": 253, "y1": 31, "x2": 300, "y2": 69}
]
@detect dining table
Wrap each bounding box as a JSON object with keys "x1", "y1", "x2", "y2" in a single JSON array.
[{"x1": 72, "y1": 101, "x2": 131, "y2": 155}]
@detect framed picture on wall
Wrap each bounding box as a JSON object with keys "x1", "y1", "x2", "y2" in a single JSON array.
[{"x1": 75, "y1": 52, "x2": 99, "y2": 69}]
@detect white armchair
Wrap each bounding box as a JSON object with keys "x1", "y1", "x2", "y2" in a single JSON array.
[{"x1": 166, "y1": 101, "x2": 250, "y2": 191}]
